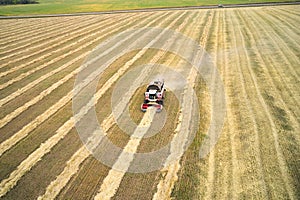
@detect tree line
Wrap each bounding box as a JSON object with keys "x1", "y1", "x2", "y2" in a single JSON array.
[{"x1": 0, "y1": 0, "x2": 38, "y2": 5}]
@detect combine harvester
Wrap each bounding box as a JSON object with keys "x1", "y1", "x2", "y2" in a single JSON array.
[{"x1": 141, "y1": 80, "x2": 166, "y2": 112}]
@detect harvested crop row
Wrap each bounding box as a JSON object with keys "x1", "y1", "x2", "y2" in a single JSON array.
[
  {"x1": 0, "y1": 10, "x2": 166, "y2": 144},
  {"x1": 0, "y1": 14, "x2": 133, "y2": 121},
  {"x1": 94, "y1": 109, "x2": 157, "y2": 200},
  {"x1": 0, "y1": 19, "x2": 42, "y2": 35},
  {"x1": 103, "y1": 9, "x2": 199, "y2": 199},
  {"x1": 0, "y1": 57, "x2": 82, "y2": 129},
  {"x1": 0, "y1": 16, "x2": 147, "y2": 104},
  {"x1": 0, "y1": 5, "x2": 299, "y2": 200},
  {"x1": 264, "y1": 10, "x2": 300, "y2": 49},
  {"x1": 166, "y1": 16, "x2": 208, "y2": 197},
  {"x1": 0, "y1": 16, "x2": 78, "y2": 39},
  {"x1": 0, "y1": 14, "x2": 146, "y2": 83},
  {"x1": 0, "y1": 17, "x2": 98, "y2": 49},
  {"x1": 1, "y1": 18, "x2": 84, "y2": 46},
  {"x1": 0, "y1": 11, "x2": 173, "y2": 198},
  {"x1": 0, "y1": 16, "x2": 109, "y2": 61},
  {"x1": 0, "y1": 12, "x2": 162, "y2": 157},
  {"x1": 17, "y1": 11, "x2": 180, "y2": 198},
  {"x1": 0, "y1": 53, "x2": 90, "y2": 156},
  {"x1": 0, "y1": 14, "x2": 139, "y2": 105},
  {"x1": 0, "y1": 10, "x2": 159, "y2": 168},
  {"x1": 0, "y1": 17, "x2": 90, "y2": 52},
  {"x1": 0, "y1": 15, "x2": 130, "y2": 70},
  {"x1": 205, "y1": 7, "x2": 298, "y2": 198},
  {"x1": 0, "y1": 17, "x2": 76, "y2": 44}
]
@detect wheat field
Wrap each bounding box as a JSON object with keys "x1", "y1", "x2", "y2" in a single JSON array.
[{"x1": 0, "y1": 5, "x2": 299, "y2": 199}]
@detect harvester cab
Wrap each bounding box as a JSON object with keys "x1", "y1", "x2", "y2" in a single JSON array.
[{"x1": 141, "y1": 80, "x2": 166, "y2": 112}]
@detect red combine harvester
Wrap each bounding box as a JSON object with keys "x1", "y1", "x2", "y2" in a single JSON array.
[{"x1": 141, "y1": 80, "x2": 166, "y2": 112}]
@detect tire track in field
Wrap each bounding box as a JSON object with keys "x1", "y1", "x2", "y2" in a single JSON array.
[
  {"x1": 278, "y1": 5, "x2": 299, "y2": 18},
  {"x1": 246, "y1": 9, "x2": 300, "y2": 125},
  {"x1": 272, "y1": 7, "x2": 300, "y2": 27},
  {"x1": 206, "y1": 10, "x2": 233, "y2": 199},
  {"x1": 0, "y1": 17, "x2": 83, "y2": 49},
  {"x1": 231, "y1": 10, "x2": 296, "y2": 199},
  {"x1": 205, "y1": 11, "x2": 221, "y2": 199},
  {"x1": 201, "y1": 10, "x2": 218, "y2": 200},
  {"x1": 0, "y1": 14, "x2": 138, "y2": 107},
  {"x1": 215, "y1": 10, "x2": 231, "y2": 199},
  {"x1": 279, "y1": 5, "x2": 300, "y2": 18},
  {"x1": 266, "y1": 9, "x2": 300, "y2": 45},
  {"x1": 196, "y1": 11, "x2": 216, "y2": 200},
  {"x1": 0, "y1": 11, "x2": 173, "y2": 198},
  {"x1": 226, "y1": 10, "x2": 269, "y2": 199},
  {"x1": 222, "y1": 11, "x2": 239, "y2": 198},
  {"x1": 0, "y1": 15, "x2": 125, "y2": 70},
  {"x1": 0, "y1": 12, "x2": 164, "y2": 157},
  {"x1": 254, "y1": 9, "x2": 300, "y2": 74},
  {"x1": 153, "y1": 10, "x2": 214, "y2": 200},
  {"x1": 241, "y1": 10, "x2": 300, "y2": 136},
  {"x1": 0, "y1": 15, "x2": 111, "y2": 61},
  {"x1": 0, "y1": 13, "x2": 145, "y2": 129},
  {"x1": 252, "y1": 10, "x2": 300, "y2": 81}
]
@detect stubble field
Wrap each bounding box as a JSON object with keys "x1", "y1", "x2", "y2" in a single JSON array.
[{"x1": 0, "y1": 5, "x2": 299, "y2": 199}]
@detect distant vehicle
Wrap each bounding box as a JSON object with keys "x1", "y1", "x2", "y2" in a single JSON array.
[
  {"x1": 141, "y1": 80, "x2": 166, "y2": 112},
  {"x1": 218, "y1": 4, "x2": 224, "y2": 8}
]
